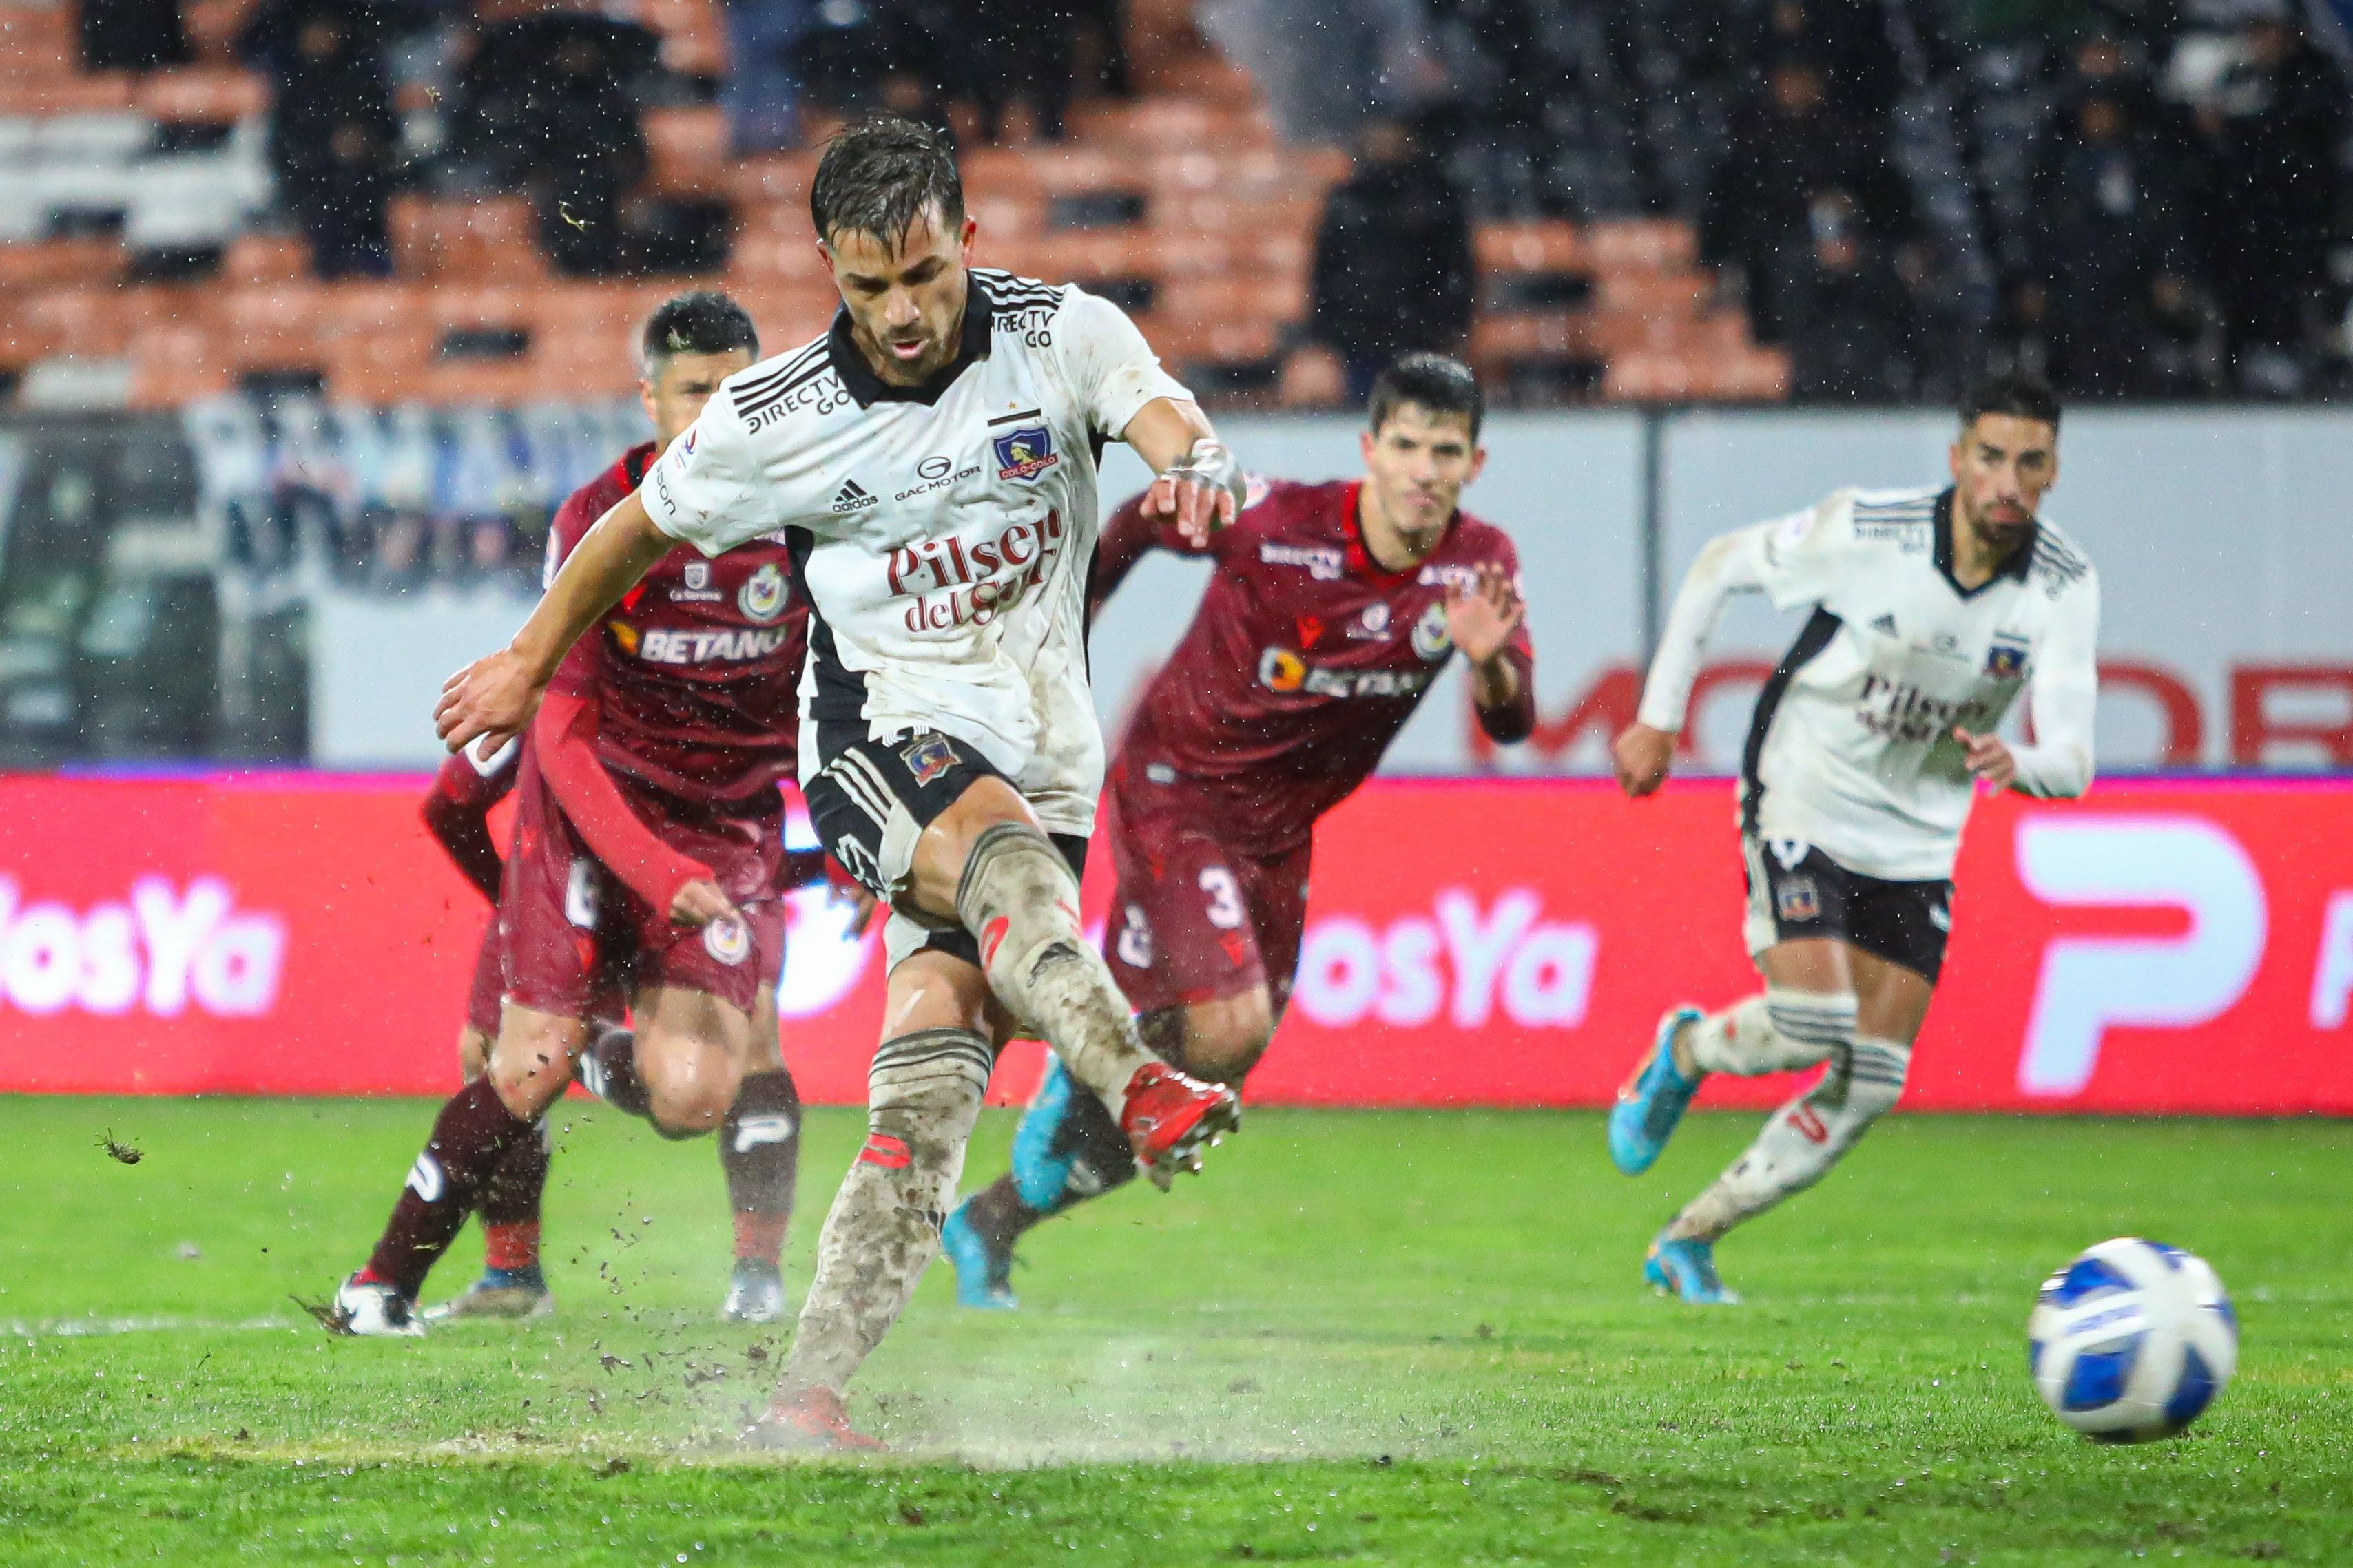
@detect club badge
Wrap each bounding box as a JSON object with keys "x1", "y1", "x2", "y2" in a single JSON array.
[
  {"x1": 900, "y1": 733, "x2": 962, "y2": 787},
  {"x1": 738, "y1": 563, "x2": 786, "y2": 623},
  {"x1": 703, "y1": 915, "x2": 751, "y2": 966},
  {"x1": 1411, "y1": 601, "x2": 1452, "y2": 660},
  {"x1": 993, "y1": 425, "x2": 1059, "y2": 483},
  {"x1": 1775, "y1": 878, "x2": 1821, "y2": 922},
  {"x1": 1984, "y1": 633, "x2": 2030, "y2": 679}
]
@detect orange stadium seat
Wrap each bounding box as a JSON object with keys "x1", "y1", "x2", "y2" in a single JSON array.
[
  {"x1": 0, "y1": 74, "x2": 136, "y2": 114},
  {"x1": 389, "y1": 196, "x2": 548, "y2": 282},
  {"x1": 1582, "y1": 309, "x2": 1749, "y2": 359},
  {"x1": 1475, "y1": 220, "x2": 1583, "y2": 278},
  {"x1": 218, "y1": 285, "x2": 328, "y2": 370},
  {"x1": 1603, "y1": 347, "x2": 1790, "y2": 404},
  {"x1": 644, "y1": 105, "x2": 729, "y2": 195},
  {"x1": 1593, "y1": 271, "x2": 1710, "y2": 316},
  {"x1": 724, "y1": 230, "x2": 831, "y2": 286},
  {"x1": 1469, "y1": 311, "x2": 1590, "y2": 364},
  {"x1": 220, "y1": 233, "x2": 311, "y2": 284},
  {"x1": 127, "y1": 324, "x2": 235, "y2": 407},
  {"x1": 183, "y1": 0, "x2": 258, "y2": 60},
  {"x1": 137, "y1": 67, "x2": 268, "y2": 125},
  {"x1": 1585, "y1": 219, "x2": 1700, "y2": 274},
  {"x1": 727, "y1": 154, "x2": 817, "y2": 208},
  {"x1": 639, "y1": 0, "x2": 728, "y2": 78},
  {"x1": 309, "y1": 282, "x2": 419, "y2": 345},
  {"x1": 0, "y1": 238, "x2": 126, "y2": 292},
  {"x1": 1147, "y1": 313, "x2": 1281, "y2": 368},
  {"x1": 1152, "y1": 273, "x2": 1307, "y2": 329}
]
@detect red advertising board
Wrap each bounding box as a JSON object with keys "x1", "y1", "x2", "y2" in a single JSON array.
[{"x1": 0, "y1": 773, "x2": 2346, "y2": 1113}]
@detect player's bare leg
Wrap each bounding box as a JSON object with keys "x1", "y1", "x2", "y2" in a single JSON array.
[
  {"x1": 1647, "y1": 943, "x2": 1929, "y2": 1303},
  {"x1": 949, "y1": 987, "x2": 1274, "y2": 1308},
  {"x1": 913, "y1": 777, "x2": 1238, "y2": 1180},
  {"x1": 747, "y1": 950, "x2": 1004, "y2": 1450}
]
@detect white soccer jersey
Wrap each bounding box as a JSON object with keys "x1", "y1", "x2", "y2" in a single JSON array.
[
  {"x1": 639, "y1": 270, "x2": 1192, "y2": 837},
  {"x1": 1639, "y1": 485, "x2": 2101, "y2": 881}
]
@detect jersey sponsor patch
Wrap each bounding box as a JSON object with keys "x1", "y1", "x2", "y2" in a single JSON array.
[
  {"x1": 993, "y1": 424, "x2": 1059, "y2": 482},
  {"x1": 1258, "y1": 541, "x2": 1345, "y2": 581},
  {"x1": 899, "y1": 733, "x2": 962, "y2": 787},
  {"x1": 630, "y1": 625, "x2": 797, "y2": 665},
  {"x1": 1256, "y1": 646, "x2": 1436, "y2": 699}
]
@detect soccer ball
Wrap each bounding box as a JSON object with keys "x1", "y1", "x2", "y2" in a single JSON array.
[{"x1": 2027, "y1": 1237, "x2": 2237, "y2": 1443}]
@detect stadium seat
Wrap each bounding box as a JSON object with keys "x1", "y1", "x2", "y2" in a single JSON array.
[
  {"x1": 639, "y1": 0, "x2": 728, "y2": 79},
  {"x1": 136, "y1": 67, "x2": 267, "y2": 126},
  {"x1": 645, "y1": 106, "x2": 729, "y2": 196},
  {"x1": 1585, "y1": 219, "x2": 1699, "y2": 275},
  {"x1": 388, "y1": 196, "x2": 548, "y2": 283},
  {"x1": 725, "y1": 154, "x2": 817, "y2": 208},
  {"x1": 1475, "y1": 220, "x2": 1583, "y2": 277}
]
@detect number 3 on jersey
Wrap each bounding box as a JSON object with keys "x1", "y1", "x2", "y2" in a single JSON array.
[{"x1": 1199, "y1": 866, "x2": 1245, "y2": 930}]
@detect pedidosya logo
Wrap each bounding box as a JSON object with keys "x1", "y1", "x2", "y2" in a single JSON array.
[
  {"x1": 738, "y1": 563, "x2": 786, "y2": 623},
  {"x1": 0, "y1": 876, "x2": 286, "y2": 1018}
]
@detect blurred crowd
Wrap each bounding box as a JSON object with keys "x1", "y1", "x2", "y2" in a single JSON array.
[{"x1": 1690, "y1": 0, "x2": 2349, "y2": 401}]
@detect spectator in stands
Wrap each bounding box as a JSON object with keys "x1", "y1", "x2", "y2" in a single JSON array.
[
  {"x1": 1070, "y1": 0, "x2": 1132, "y2": 100},
  {"x1": 81, "y1": 0, "x2": 191, "y2": 70},
  {"x1": 521, "y1": 32, "x2": 649, "y2": 276},
  {"x1": 1307, "y1": 117, "x2": 1475, "y2": 402},
  {"x1": 1201, "y1": 0, "x2": 1445, "y2": 144},
  {"x1": 2175, "y1": 5, "x2": 2345, "y2": 394},
  {"x1": 968, "y1": 0, "x2": 1073, "y2": 141},
  {"x1": 795, "y1": 0, "x2": 955, "y2": 132},
  {"x1": 2032, "y1": 85, "x2": 2189, "y2": 398},
  {"x1": 1982, "y1": 271, "x2": 2059, "y2": 388},
  {"x1": 1776, "y1": 191, "x2": 1917, "y2": 403},
  {"x1": 1700, "y1": 55, "x2": 1914, "y2": 345},
  {"x1": 242, "y1": 0, "x2": 400, "y2": 278},
  {"x1": 721, "y1": 0, "x2": 807, "y2": 154}
]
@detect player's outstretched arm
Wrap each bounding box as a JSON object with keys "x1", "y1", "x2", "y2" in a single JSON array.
[
  {"x1": 435, "y1": 490, "x2": 674, "y2": 755},
  {"x1": 1121, "y1": 396, "x2": 1244, "y2": 549},
  {"x1": 1447, "y1": 563, "x2": 1535, "y2": 742},
  {"x1": 1617, "y1": 523, "x2": 1775, "y2": 797},
  {"x1": 531, "y1": 688, "x2": 736, "y2": 928}
]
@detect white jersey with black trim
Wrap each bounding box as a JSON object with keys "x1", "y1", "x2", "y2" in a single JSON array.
[
  {"x1": 1638, "y1": 485, "x2": 2101, "y2": 881},
  {"x1": 638, "y1": 270, "x2": 1192, "y2": 837}
]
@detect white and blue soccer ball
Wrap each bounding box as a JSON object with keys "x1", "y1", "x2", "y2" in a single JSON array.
[{"x1": 2027, "y1": 1237, "x2": 2237, "y2": 1443}]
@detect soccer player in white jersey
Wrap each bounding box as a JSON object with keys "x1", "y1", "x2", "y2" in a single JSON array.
[
  {"x1": 433, "y1": 117, "x2": 1246, "y2": 1449},
  {"x1": 1605, "y1": 375, "x2": 2100, "y2": 1304}
]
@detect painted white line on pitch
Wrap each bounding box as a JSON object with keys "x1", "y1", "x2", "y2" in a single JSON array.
[{"x1": 6, "y1": 1315, "x2": 297, "y2": 1339}]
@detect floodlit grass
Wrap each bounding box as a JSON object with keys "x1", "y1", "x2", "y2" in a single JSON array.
[{"x1": 1, "y1": 1097, "x2": 2347, "y2": 1564}]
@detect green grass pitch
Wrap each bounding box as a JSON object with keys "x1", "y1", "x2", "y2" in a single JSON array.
[{"x1": 1, "y1": 1097, "x2": 2346, "y2": 1565}]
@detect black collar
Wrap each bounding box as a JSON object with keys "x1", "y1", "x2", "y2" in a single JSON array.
[
  {"x1": 1931, "y1": 486, "x2": 2035, "y2": 599},
  {"x1": 825, "y1": 274, "x2": 994, "y2": 408}
]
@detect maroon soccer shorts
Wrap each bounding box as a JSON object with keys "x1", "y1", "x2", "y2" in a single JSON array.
[
  {"x1": 464, "y1": 919, "x2": 628, "y2": 1038},
  {"x1": 499, "y1": 762, "x2": 785, "y2": 1021},
  {"x1": 1100, "y1": 791, "x2": 1312, "y2": 1016}
]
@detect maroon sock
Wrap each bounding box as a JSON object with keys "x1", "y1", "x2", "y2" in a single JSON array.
[
  {"x1": 480, "y1": 1117, "x2": 549, "y2": 1231},
  {"x1": 720, "y1": 1069, "x2": 801, "y2": 1262},
  {"x1": 363, "y1": 1080, "x2": 534, "y2": 1298}
]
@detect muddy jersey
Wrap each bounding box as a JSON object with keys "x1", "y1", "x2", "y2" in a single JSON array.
[
  {"x1": 1108, "y1": 478, "x2": 1535, "y2": 856},
  {"x1": 636, "y1": 271, "x2": 1191, "y2": 839},
  {"x1": 546, "y1": 443, "x2": 809, "y2": 806}
]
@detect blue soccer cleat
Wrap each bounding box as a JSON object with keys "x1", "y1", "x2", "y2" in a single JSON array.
[
  {"x1": 940, "y1": 1199, "x2": 1018, "y2": 1310},
  {"x1": 1608, "y1": 1005, "x2": 1705, "y2": 1175},
  {"x1": 422, "y1": 1264, "x2": 552, "y2": 1324},
  {"x1": 1645, "y1": 1235, "x2": 1741, "y2": 1305},
  {"x1": 1009, "y1": 1056, "x2": 1083, "y2": 1210}
]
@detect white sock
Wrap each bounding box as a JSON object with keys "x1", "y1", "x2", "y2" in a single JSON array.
[
  {"x1": 1668, "y1": 1034, "x2": 1909, "y2": 1242},
  {"x1": 1683, "y1": 988, "x2": 1857, "y2": 1077}
]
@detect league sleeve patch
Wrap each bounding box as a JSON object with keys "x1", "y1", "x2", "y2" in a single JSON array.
[
  {"x1": 900, "y1": 733, "x2": 962, "y2": 787},
  {"x1": 703, "y1": 915, "x2": 751, "y2": 966}
]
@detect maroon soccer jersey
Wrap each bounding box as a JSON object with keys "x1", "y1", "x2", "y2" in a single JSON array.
[
  {"x1": 1099, "y1": 477, "x2": 1535, "y2": 855},
  {"x1": 546, "y1": 443, "x2": 809, "y2": 805}
]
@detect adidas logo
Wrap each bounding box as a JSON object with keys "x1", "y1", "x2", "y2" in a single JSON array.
[
  {"x1": 1869, "y1": 613, "x2": 1898, "y2": 636},
  {"x1": 831, "y1": 479, "x2": 877, "y2": 513}
]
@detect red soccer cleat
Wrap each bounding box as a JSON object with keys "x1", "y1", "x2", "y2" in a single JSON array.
[
  {"x1": 742, "y1": 1386, "x2": 888, "y2": 1453},
  {"x1": 1119, "y1": 1062, "x2": 1242, "y2": 1191}
]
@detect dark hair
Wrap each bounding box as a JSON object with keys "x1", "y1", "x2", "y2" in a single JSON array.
[
  {"x1": 810, "y1": 116, "x2": 964, "y2": 249},
  {"x1": 1369, "y1": 352, "x2": 1485, "y2": 441},
  {"x1": 1960, "y1": 371, "x2": 2060, "y2": 432},
  {"x1": 641, "y1": 291, "x2": 758, "y2": 373}
]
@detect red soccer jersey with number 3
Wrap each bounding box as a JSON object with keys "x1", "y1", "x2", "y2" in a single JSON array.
[{"x1": 1098, "y1": 477, "x2": 1534, "y2": 855}]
